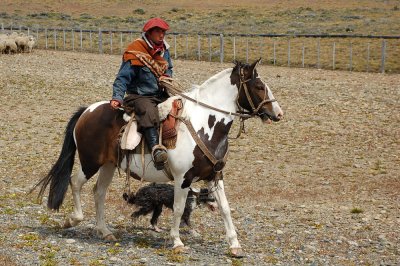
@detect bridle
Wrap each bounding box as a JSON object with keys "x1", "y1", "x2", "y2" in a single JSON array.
[{"x1": 235, "y1": 65, "x2": 277, "y2": 118}]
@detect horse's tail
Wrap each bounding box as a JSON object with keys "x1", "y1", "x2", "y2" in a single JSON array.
[{"x1": 32, "y1": 106, "x2": 87, "y2": 210}]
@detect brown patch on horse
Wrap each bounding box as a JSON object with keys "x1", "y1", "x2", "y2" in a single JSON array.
[
  {"x1": 74, "y1": 104, "x2": 126, "y2": 179},
  {"x1": 208, "y1": 115, "x2": 216, "y2": 129},
  {"x1": 181, "y1": 117, "x2": 232, "y2": 188}
]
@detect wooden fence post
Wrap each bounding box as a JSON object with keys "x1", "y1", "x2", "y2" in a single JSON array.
[
  {"x1": 110, "y1": 30, "x2": 113, "y2": 54},
  {"x1": 349, "y1": 42, "x2": 353, "y2": 71},
  {"x1": 45, "y1": 28, "x2": 48, "y2": 49},
  {"x1": 174, "y1": 34, "x2": 177, "y2": 59},
  {"x1": 1, "y1": 23, "x2": 3, "y2": 31},
  {"x1": 36, "y1": 29, "x2": 39, "y2": 48},
  {"x1": 54, "y1": 29, "x2": 57, "y2": 50},
  {"x1": 233, "y1": 36, "x2": 236, "y2": 61},
  {"x1": 99, "y1": 29, "x2": 103, "y2": 54},
  {"x1": 246, "y1": 38, "x2": 249, "y2": 63},
  {"x1": 381, "y1": 39, "x2": 386, "y2": 73},
  {"x1": 208, "y1": 35, "x2": 212, "y2": 62},
  {"x1": 367, "y1": 42, "x2": 370, "y2": 72},
  {"x1": 72, "y1": 29, "x2": 75, "y2": 51},
  {"x1": 302, "y1": 42, "x2": 305, "y2": 67},
  {"x1": 287, "y1": 38, "x2": 291, "y2": 67},
  {"x1": 185, "y1": 34, "x2": 188, "y2": 59},
  {"x1": 80, "y1": 29, "x2": 83, "y2": 51},
  {"x1": 89, "y1": 31, "x2": 92, "y2": 51},
  {"x1": 273, "y1": 40, "x2": 276, "y2": 66},
  {"x1": 120, "y1": 32, "x2": 123, "y2": 55},
  {"x1": 332, "y1": 42, "x2": 336, "y2": 70},
  {"x1": 317, "y1": 38, "x2": 320, "y2": 69},
  {"x1": 220, "y1": 34, "x2": 224, "y2": 63},
  {"x1": 197, "y1": 34, "x2": 201, "y2": 60},
  {"x1": 27, "y1": 27, "x2": 30, "y2": 36},
  {"x1": 63, "y1": 29, "x2": 66, "y2": 50}
]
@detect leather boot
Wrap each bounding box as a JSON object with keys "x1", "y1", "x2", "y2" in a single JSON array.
[{"x1": 143, "y1": 127, "x2": 168, "y2": 170}]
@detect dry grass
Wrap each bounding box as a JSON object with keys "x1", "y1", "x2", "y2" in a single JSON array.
[{"x1": 0, "y1": 254, "x2": 18, "y2": 266}]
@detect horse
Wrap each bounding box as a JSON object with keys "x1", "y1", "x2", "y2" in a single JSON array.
[{"x1": 34, "y1": 59, "x2": 283, "y2": 258}]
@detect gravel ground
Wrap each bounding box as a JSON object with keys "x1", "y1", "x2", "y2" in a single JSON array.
[{"x1": 0, "y1": 50, "x2": 399, "y2": 265}]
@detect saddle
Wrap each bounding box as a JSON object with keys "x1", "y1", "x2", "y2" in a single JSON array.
[{"x1": 120, "y1": 97, "x2": 183, "y2": 151}]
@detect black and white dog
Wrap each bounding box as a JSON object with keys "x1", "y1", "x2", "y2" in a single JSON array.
[{"x1": 123, "y1": 183, "x2": 216, "y2": 232}]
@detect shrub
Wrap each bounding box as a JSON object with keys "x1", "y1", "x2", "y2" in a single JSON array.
[{"x1": 133, "y1": 8, "x2": 145, "y2": 15}]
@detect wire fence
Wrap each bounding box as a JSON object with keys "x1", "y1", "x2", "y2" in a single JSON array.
[{"x1": 2, "y1": 24, "x2": 400, "y2": 73}]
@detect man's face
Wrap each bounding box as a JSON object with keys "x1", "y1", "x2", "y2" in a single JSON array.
[{"x1": 148, "y1": 27, "x2": 166, "y2": 44}]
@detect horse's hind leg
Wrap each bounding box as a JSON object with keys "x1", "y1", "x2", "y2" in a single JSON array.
[
  {"x1": 64, "y1": 168, "x2": 88, "y2": 228},
  {"x1": 209, "y1": 179, "x2": 244, "y2": 258},
  {"x1": 93, "y1": 162, "x2": 116, "y2": 241}
]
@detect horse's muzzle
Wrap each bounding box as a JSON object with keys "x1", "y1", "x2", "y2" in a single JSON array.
[{"x1": 260, "y1": 111, "x2": 282, "y2": 123}]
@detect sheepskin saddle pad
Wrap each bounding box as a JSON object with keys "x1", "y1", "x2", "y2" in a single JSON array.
[{"x1": 120, "y1": 96, "x2": 183, "y2": 150}]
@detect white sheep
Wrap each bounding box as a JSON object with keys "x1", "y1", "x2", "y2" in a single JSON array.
[
  {"x1": 27, "y1": 36, "x2": 36, "y2": 53},
  {"x1": 0, "y1": 39, "x2": 6, "y2": 54},
  {"x1": 4, "y1": 38, "x2": 17, "y2": 54},
  {"x1": 15, "y1": 36, "x2": 29, "y2": 52}
]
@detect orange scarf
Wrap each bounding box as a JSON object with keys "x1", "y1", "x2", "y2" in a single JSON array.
[{"x1": 123, "y1": 39, "x2": 168, "y2": 78}]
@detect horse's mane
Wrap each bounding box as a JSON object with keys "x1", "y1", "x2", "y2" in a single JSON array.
[
  {"x1": 200, "y1": 68, "x2": 232, "y2": 89},
  {"x1": 182, "y1": 68, "x2": 233, "y2": 100}
]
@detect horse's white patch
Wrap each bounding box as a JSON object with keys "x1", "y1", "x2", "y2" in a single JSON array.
[
  {"x1": 84, "y1": 101, "x2": 109, "y2": 113},
  {"x1": 120, "y1": 154, "x2": 172, "y2": 183},
  {"x1": 123, "y1": 113, "x2": 131, "y2": 122},
  {"x1": 266, "y1": 86, "x2": 283, "y2": 117}
]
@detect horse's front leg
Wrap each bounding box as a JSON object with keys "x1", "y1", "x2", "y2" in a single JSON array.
[
  {"x1": 93, "y1": 163, "x2": 116, "y2": 241},
  {"x1": 171, "y1": 180, "x2": 190, "y2": 250},
  {"x1": 209, "y1": 179, "x2": 244, "y2": 258}
]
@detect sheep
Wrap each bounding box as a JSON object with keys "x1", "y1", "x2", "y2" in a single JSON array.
[
  {"x1": 15, "y1": 36, "x2": 29, "y2": 52},
  {"x1": 0, "y1": 33, "x2": 9, "y2": 40},
  {"x1": 4, "y1": 38, "x2": 17, "y2": 54},
  {"x1": 0, "y1": 39, "x2": 6, "y2": 54},
  {"x1": 27, "y1": 36, "x2": 35, "y2": 53}
]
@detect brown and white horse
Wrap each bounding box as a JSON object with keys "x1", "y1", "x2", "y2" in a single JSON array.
[{"x1": 35, "y1": 59, "x2": 283, "y2": 257}]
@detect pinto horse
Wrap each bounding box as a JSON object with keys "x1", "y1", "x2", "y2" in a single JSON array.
[{"x1": 35, "y1": 59, "x2": 283, "y2": 257}]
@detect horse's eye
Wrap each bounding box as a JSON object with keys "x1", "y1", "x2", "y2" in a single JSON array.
[{"x1": 256, "y1": 85, "x2": 265, "y2": 91}]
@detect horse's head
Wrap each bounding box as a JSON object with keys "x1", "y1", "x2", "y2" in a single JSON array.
[{"x1": 231, "y1": 59, "x2": 283, "y2": 123}]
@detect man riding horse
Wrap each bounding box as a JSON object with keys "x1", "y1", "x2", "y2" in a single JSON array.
[{"x1": 110, "y1": 17, "x2": 173, "y2": 170}]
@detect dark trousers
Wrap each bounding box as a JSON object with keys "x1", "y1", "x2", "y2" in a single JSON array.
[{"x1": 123, "y1": 94, "x2": 167, "y2": 132}]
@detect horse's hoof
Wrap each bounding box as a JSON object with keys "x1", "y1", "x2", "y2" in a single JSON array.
[
  {"x1": 173, "y1": 245, "x2": 190, "y2": 254},
  {"x1": 104, "y1": 234, "x2": 117, "y2": 242},
  {"x1": 230, "y1": 247, "x2": 245, "y2": 258}
]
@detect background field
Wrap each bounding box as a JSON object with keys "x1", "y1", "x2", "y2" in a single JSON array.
[
  {"x1": 0, "y1": 50, "x2": 399, "y2": 265},
  {"x1": 1, "y1": 0, "x2": 400, "y2": 35}
]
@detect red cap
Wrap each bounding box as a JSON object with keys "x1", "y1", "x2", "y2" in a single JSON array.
[{"x1": 142, "y1": 18, "x2": 170, "y2": 32}]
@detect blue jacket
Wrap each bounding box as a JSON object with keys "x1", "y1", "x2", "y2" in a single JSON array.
[{"x1": 112, "y1": 48, "x2": 173, "y2": 102}]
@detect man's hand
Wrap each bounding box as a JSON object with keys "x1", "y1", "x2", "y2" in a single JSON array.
[{"x1": 110, "y1": 100, "x2": 121, "y2": 109}]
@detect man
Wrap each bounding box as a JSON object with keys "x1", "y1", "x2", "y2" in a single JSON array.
[{"x1": 110, "y1": 18, "x2": 173, "y2": 170}]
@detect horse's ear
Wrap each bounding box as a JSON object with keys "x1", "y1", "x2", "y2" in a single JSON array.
[
  {"x1": 250, "y1": 58, "x2": 261, "y2": 70},
  {"x1": 233, "y1": 60, "x2": 241, "y2": 67}
]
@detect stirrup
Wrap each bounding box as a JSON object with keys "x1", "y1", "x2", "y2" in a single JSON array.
[{"x1": 152, "y1": 145, "x2": 168, "y2": 170}]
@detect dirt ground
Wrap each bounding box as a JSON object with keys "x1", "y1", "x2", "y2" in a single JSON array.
[{"x1": 0, "y1": 50, "x2": 399, "y2": 265}]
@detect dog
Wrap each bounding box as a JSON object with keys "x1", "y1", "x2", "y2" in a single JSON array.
[{"x1": 123, "y1": 183, "x2": 216, "y2": 232}]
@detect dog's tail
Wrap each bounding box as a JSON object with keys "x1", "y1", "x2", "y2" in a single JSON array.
[{"x1": 123, "y1": 192, "x2": 136, "y2": 204}]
